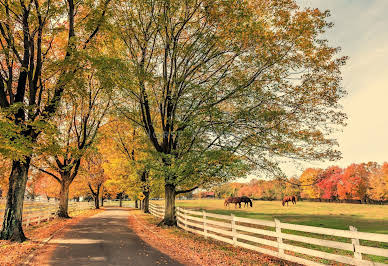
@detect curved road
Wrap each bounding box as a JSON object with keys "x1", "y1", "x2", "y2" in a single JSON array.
[{"x1": 47, "y1": 207, "x2": 182, "y2": 266}]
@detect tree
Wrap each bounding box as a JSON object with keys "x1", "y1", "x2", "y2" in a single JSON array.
[
  {"x1": 316, "y1": 166, "x2": 343, "y2": 200},
  {"x1": 367, "y1": 163, "x2": 388, "y2": 201},
  {"x1": 99, "y1": 119, "x2": 153, "y2": 212},
  {"x1": 337, "y1": 163, "x2": 377, "y2": 201},
  {"x1": 111, "y1": 0, "x2": 347, "y2": 225},
  {"x1": 83, "y1": 152, "x2": 108, "y2": 209},
  {"x1": 0, "y1": 0, "x2": 111, "y2": 241},
  {"x1": 300, "y1": 168, "x2": 322, "y2": 199},
  {"x1": 35, "y1": 70, "x2": 111, "y2": 217}
]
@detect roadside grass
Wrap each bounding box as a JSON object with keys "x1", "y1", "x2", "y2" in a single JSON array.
[{"x1": 169, "y1": 199, "x2": 388, "y2": 264}]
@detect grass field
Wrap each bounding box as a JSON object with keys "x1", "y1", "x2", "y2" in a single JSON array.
[
  {"x1": 171, "y1": 199, "x2": 388, "y2": 264},
  {"x1": 174, "y1": 199, "x2": 388, "y2": 234}
]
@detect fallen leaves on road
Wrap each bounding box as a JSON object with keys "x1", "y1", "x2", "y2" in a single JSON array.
[
  {"x1": 0, "y1": 209, "x2": 101, "y2": 266},
  {"x1": 128, "y1": 210, "x2": 299, "y2": 266}
]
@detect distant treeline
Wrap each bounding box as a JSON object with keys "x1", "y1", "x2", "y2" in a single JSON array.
[{"x1": 194, "y1": 162, "x2": 388, "y2": 204}]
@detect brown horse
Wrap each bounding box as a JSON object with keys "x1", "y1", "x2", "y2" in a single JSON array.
[
  {"x1": 240, "y1": 196, "x2": 253, "y2": 207},
  {"x1": 282, "y1": 196, "x2": 296, "y2": 206},
  {"x1": 224, "y1": 197, "x2": 242, "y2": 208}
]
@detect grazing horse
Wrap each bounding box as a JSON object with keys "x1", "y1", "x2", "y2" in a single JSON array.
[
  {"x1": 282, "y1": 196, "x2": 296, "y2": 206},
  {"x1": 240, "y1": 196, "x2": 253, "y2": 207},
  {"x1": 224, "y1": 197, "x2": 242, "y2": 208}
]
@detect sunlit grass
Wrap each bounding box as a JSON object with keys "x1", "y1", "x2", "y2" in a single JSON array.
[
  {"x1": 174, "y1": 199, "x2": 388, "y2": 234},
  {"x1": 169, "y1": 199, "x2": 388, "y2": 264}
]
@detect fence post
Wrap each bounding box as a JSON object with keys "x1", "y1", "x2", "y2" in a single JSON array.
[
  {"x1": 275, "y1": 218, "x2": 284, "y2": 256},
  {"x1": 176, "y1": 207, "x2": 179, "y2": 225},
  {"x1": 231, "y1": 214, "x2": 237, "y2": 246},
  {"x1": 350, "y1": 226, "x2": 362, "y2": 264},
  {"x1": 203, "y1": 210, "x2": 208, "y2": 239},
  {"x1": 184, "y1": 208, "x2": 188, "y2": 230}
]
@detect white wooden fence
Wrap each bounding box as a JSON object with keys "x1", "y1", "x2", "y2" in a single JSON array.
[
  {"x1": 148, "y1": 203, "x2": 388, "y2": 266},
  {"x1": 0, "y1": 201, "x2": 93, "y2": 228}
]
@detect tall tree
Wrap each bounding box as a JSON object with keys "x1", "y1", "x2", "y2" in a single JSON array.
[
  {"x1": 0, "y1": 0, "x2": 111, "y2": 241},
  {"x1": 35, "y1": 70, "x2": 111, "y2": 217},
  {"x1": 112, "y1": 0, "x2": 347, "y2": 225}
]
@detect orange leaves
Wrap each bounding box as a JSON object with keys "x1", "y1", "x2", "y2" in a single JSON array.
[{"x1": 32, "y1": 172, "x2": 60, "y2": 199}]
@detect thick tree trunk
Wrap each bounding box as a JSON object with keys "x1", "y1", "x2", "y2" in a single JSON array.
[
  {"x1": 135, "y1": 200, "x2": 138, "y2": 209},
  {"x1": 142, "y1": 191, "x2": 150, "y2": 213},
  {"x1": 0, "y1": 159, "x2": 31, "y2": 242},
  {"x1": 161, "y1": 184, "x2": 176, "y2": 226},
  {"x1": 119, "y1": 193, "x2": 122, "y2": 207},
  {"x1": 58, "y1": 180, "x2": 71, "y2": 218}
]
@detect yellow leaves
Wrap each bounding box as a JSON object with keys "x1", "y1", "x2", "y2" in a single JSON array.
[{"x1": 299, "y1": 168, "x2": 321, "y2": 199}]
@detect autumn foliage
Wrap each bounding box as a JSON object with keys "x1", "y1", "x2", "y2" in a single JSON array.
[{"x1": 210, "y1": 162, "x2": 388, "y2": 202}]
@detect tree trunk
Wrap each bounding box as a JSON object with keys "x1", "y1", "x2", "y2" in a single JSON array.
[
  {"x1": 119, "y1": 193, "x2": 123, "y2": 207},
  {"x1": 100, "y1": 187, "x2": 104, "y2": 207},
  {"x1": 161, "y1": 184, "x2": 176, "y2": 226},
  {"x1": 135, "y1": 200, "x2": 138, "y2": 209},
  {"x1": 142, "y1": 190, "x2": 150, "y2": 213},
  {"x1": 58, "y1": 179, "x2": 71, "y2": 218},
  {"x1": 94, "y1": 196, "x2": 100, "y2": 209},
  {"x1": 95, "y1": 185, "x2": 100, "y2": 209},
  {"x1": 0, "y1": 159, "x2": 31, "y2": 242}
]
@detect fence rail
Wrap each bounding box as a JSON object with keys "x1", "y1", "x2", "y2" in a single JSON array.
[
  {"x1": 148, "y1": 203, "x2": 388, "y2": 266},
  {"x1": 0, "y1": 201, "x2": 93, "y2": 228}
]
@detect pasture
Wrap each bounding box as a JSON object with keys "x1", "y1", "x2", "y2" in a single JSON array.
[
  {"x1": 175, "y1": 199, "x2": 388, "y2": 234},
  {"x1": 170, "y1": 199, "x2": 388, "y2": 264}
]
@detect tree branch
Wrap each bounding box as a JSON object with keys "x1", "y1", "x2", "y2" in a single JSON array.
[{"x1": 175, "y1": 186, "x2": 198, "y2": 195}]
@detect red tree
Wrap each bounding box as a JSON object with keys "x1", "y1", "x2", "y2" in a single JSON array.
[
  {"x1": 316, "y1": 166, "x2": 343, "y2": 200},
  {"x1": 337, "y1": 163, "x2": 377, "y2": 200}
]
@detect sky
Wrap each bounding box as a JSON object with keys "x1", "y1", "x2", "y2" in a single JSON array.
[{"x1": 249, "y1": 1, "x2": 388, "y2": 180}]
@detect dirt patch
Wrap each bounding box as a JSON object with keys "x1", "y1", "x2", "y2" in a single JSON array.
[
  {"x1": 0, "y1": 209, "x2": 102, "y2": 266},
  {"x1": 128, "y1": 210, "x2": 300, "y2": 266}
]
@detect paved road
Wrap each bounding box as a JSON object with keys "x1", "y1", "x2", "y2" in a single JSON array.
[{"x1": 48, "y1": 207, "x2": 182, "y2": 266}]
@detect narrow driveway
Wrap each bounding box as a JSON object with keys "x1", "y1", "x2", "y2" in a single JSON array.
[{"x1": 48, "y1": 207, "x2": 182, "y2": 266}]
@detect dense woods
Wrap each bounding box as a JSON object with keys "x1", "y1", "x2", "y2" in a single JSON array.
[{"x1": 1, "y1": 0, "x2": 351, "y2": 241}]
